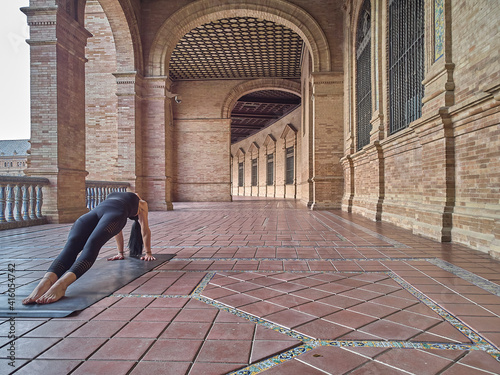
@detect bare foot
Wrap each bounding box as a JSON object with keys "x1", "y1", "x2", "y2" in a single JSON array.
[
  {"x1": 22, "y1": 277, "x2": 54, "y2": 305},
  {"x1": 36, "y1": 281, "x2": 68, "y2": 304}
]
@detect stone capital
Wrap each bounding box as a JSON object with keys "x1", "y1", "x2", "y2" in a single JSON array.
[
  {"x1": 311, "y1": 72, "x2": 343, "y2": 96},
  {"x1": 113, "y1": 72, "x2": 143, "y2": 97}
]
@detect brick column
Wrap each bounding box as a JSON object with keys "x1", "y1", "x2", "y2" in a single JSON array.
[
  {"x1": 411, "y1": 0, "x2": 455, "y2": 242},
  {"x1": 263, "y1": 135, "x2": 276, "y2": 198},
  {"x1": 22, "y1": 4, "x2": 92, "y2": 223},
  {"x1": 412, "y1": 112, "x2": 454, "y2": 242},
  {"x1": 310, "y1": 72, "x2": 344, "y2": 210},
  {"x1": 248, "y1": 142, "x2": 259, "y2": 197},
  {"x1": 340, "y1": 155, "x2": 354, "y2": 212},
  {"x1": 235, "y1": 148, "x2": 245, "y2": 197},
  {"x1": 281, "y1": 140, "x2": 286, "y2": 198},
  {"x1": 140, "y1": 77, "x2": 174, "y2": 210},
  {"x1": 114, "y1": 72, "x2": 143, "y2": 194},
  {"x1": 281, "y1": 124, "x2": 298, "y2": 199}
]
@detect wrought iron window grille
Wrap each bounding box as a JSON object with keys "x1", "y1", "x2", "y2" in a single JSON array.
[
  {"x1": 356, "y1": 0, "x2": 372, "y2": 151},
  {"x1": 266, "y1": 154, "x2": 274, "y2": 186},
  {"x1": 388, "y1": 0, "x2": 425, "y2": 134},
  {"x1": 285, "y1": 147, "x2": 294, "y2": 185}
]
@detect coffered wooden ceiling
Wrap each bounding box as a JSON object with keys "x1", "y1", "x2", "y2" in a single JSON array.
[
  {"x1": 169, "y1": 17, "x2": 303, "y2": 80},
  {"x1": 169, "y1": 16, "x2": 303, "y2": 143}
]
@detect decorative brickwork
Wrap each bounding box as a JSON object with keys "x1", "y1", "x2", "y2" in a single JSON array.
[
  {"x1": 23, "y1": 2, "x2": 92, "y2": 223},
  {"x1": 22, "y1": 0, "x2": 499, "y2": 258},
  {"x1": 85, "y1": 0, "x2": 118, "y2": 181},
  {"x1": 342, "y1": 0, "x2": 500, "y2": 258}
]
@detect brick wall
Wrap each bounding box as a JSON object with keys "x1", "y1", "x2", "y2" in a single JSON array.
[
  {"x1": 26, "y1": 0, "x2": 498, "y2": 257},
  {"x1": 449, "y1": 0, "x2": 500, "y2": 255},
  {"x1": 84, "y1": 0, "x2": 119, "y2": 181},
  {"x1": 171, "y1": 80, "x2": 233, "y2": 201},
  {"x1": 342, "y1": 0, "x2": 500, "y2": 257}
]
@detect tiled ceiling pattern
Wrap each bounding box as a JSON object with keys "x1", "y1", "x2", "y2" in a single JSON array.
[
  {"x1": 169, "y1": 17, "x2": 304, "y2": 80},
  {"x1": 231, "y1": 90, "x2": 301, "y2": 143},
  {"x1": 169, "y1": 17, "x2": 303, "y2": 144}
]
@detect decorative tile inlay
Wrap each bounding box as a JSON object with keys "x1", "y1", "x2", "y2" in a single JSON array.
[
  {"x1": 114, "y1": 263, "x2": 500, "y2": 373},
  {"x1": 390, "y1": 272, "x2": 500, "y2": 362},
  {"x1": 429, "y1": 259, "x2": 500, "y2": 296},
  {"x1": 435, "y1": 0, "x2": 445, "y2": 60},
  {"x1": 320, "y1": 340, "x2": 477, "y2": 351},
  {"x1": 194, "y1": 295, "x2": 316, "y2": 343},
  {"x1": 228, "y1": 344, "x2": 318, "y2": 375},
  {"x1": 193, "y1": 272, "x2": 217, "y2": 295}
]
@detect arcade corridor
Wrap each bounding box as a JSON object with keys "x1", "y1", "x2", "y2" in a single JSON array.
[{"x1": 1, "y1": 198, "x2": 499, "y2": 374}]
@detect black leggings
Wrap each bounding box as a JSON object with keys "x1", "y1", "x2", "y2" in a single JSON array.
[{"x1": 47, "y1": 200, "x2": 128, "y2": 279}]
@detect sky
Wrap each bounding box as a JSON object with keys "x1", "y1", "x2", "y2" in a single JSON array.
[{"x1": 0, "y1": 0, "x2": 30, "y2": 140}]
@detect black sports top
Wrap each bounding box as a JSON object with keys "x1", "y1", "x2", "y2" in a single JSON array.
[{"x1": 106, "y1": 192, "x2": 140, "y2": 220}]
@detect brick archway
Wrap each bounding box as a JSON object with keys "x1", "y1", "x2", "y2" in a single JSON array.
[
  {"x1": 221, "y1": 79, "x2": 301, "y2": 119},
  {"x1": 147, "y1": 0, "x2": 331, "y2": 76},
  {"x1": 84, "y1": 0, "x2": 145, "y2": 192},
  {"x1": 95, "y1": 0, "x2": 142, "y2": 72},
  {"x1": 72, "y1": 0, "x2": 141, "y2": 72}
]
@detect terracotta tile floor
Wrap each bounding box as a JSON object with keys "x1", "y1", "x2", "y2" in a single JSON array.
[{"x1": 1, "y1": 197, "x2": 500, "y2": 374}]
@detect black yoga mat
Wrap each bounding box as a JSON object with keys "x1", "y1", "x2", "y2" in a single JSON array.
[{"x1": 0, "y1": 254, "x2": 175, "y2": 318}]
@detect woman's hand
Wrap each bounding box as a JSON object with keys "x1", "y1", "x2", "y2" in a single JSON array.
[
  {"x1": 108, "y1": 253, "x2": 125, "y2": 261},
  {"x1": 141, "y1": 253, "x2": 156, "y2": 261}
]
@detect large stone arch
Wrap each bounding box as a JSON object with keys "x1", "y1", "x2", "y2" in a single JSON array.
[
  {"x1": 75, "y1": 0, "x2": 141, "y2": 72},
  {"x1": 221, "y1": 79, "x2": 301, "y2": 119},
  {"x1": 96, "y1": 0, "x2": 142, "y2": 72},
  {"x1": 83, "y1": 0, "x2": 144, "y2": 193},
  {"x1": 147, "y1": 0, "x2": 331, "y2": 76}
]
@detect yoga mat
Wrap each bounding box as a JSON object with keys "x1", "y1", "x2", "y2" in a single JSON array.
[{"x1": 0, "y1": 254, "x2": 175, "y2": 318}]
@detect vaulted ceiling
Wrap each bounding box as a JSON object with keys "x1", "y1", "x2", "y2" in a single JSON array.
[
  {"x1": 230, "y1": 90, "x2": 301, "y2": 143},
  {"x1": 169, "y1": 16, "x2": 303, "y2": 143}
]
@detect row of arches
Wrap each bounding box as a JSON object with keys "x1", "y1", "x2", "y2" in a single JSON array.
[
  {"x1": 24, "y1": 0, "x2": 342, "y2": 220},
  {"x1": 80, "y1": 0, "x2": 332, "y2": 206},
  {"x1": 24, "y1": 0, "x2": 500, "y2": 255},
  {"x1": 232, "y1": 123, "x2": 299, "y2": 200}
]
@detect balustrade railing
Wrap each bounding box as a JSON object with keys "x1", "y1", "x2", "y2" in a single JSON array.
[
  {"x1": 0, "y1": 176, "x2": 49, "y2": 229},
  {"x1": 85, "y1": 180, "x2": 130, "y2": 210},
  {"x1": 0, "y1": 178, "x2": 130, "y2": 230}
]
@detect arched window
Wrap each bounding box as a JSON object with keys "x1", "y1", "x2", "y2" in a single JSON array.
[
  {"x1": 388, "y1": 0, "x2": 425, "y2": 134},
  {"x1": 251, "y1": 158, "x2": 258, "y2": 186},
  {"x1": 285, "y1": 146, "x2": 294, "y2": 185},
  {"x1": 266, "y1": 153, "x2": 274, "y2": 186},
  {"x1": 238, "y1": 162, "x2": 244, "y2": 187},
  {"x1": 356, "y1": 0, "x2": 372, "y2": 151}
]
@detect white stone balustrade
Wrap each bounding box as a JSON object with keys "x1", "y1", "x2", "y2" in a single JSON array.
[
  {"x1": 85, "y1": 181, "x2": 130, "y2": 210},
  {"x1": 0, "y1": 178, "x2": 130, "y2": 230},
  {"x1": 0, "y1": 176, "x2": 49, "y2": 229}
]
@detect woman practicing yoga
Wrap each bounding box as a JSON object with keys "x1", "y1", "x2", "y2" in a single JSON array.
[{"x1": 22, "y1": 191, "x2": 155, "y2": 305}]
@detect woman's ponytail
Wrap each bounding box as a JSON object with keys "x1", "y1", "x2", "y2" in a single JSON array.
[{"x1": 129, "y1": 219, "x2": 144, "y2": 257}]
